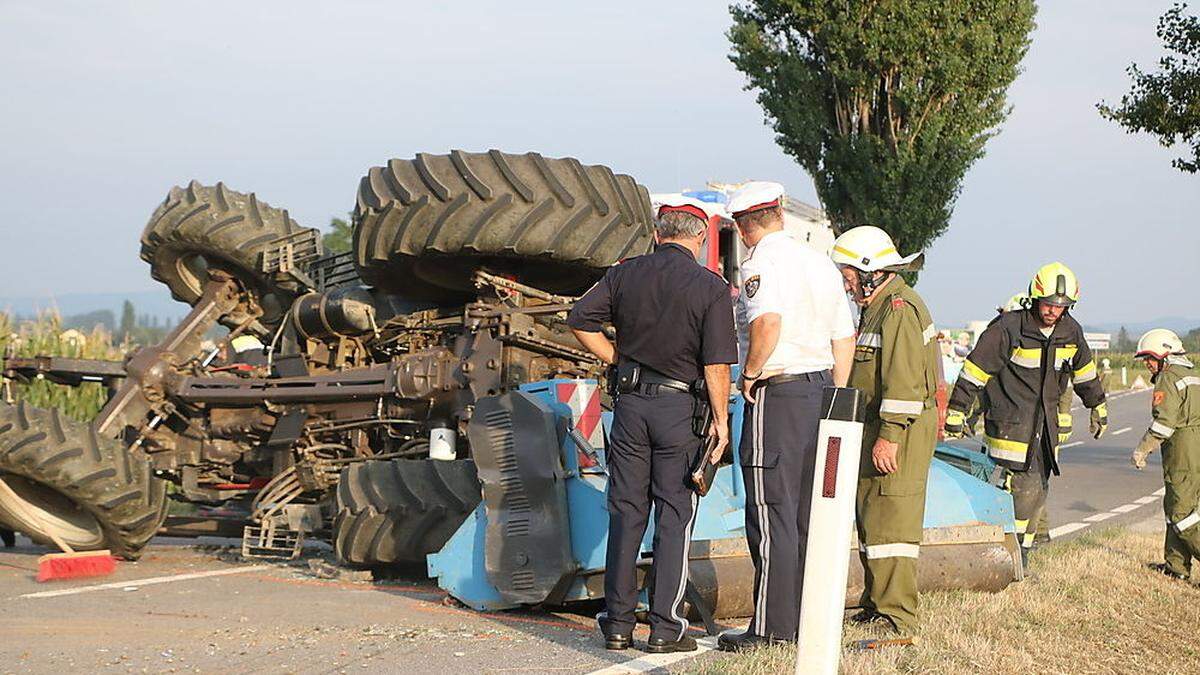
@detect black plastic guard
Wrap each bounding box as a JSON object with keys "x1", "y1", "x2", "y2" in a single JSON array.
[{"x1": 468, "y1": 391, "x2": 575, "y2": 605}]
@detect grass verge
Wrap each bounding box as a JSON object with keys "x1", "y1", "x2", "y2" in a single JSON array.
[{"x1": 692, "y1": 526, "x2": 1199, "y2": 674}]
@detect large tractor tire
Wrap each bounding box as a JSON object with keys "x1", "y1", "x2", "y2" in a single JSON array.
[
  {"x1": 353, "y1": 150, "x2": 656, "y2": 302},
  {"x1": 333, "y1": 458, "x2": 481, "y2": 567},
  {"x1": 0, "y1": 402, "x2": 167, "y2": 559},
  {"x1": 140, "y1": 181, "x2": 316, "y2": 329}
]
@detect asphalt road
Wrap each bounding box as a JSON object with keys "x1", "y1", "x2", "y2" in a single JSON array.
[
  {"x1": 949, "y1": 387, "x2": 1164, "y2": 540},
  {"x1": 0, "y1": 388, "x2": 1166, "y2": 675}
]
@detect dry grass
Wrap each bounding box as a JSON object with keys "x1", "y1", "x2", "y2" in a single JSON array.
[{"x1": 692, "y1": 526, "x2": 1200, "y2": 674}]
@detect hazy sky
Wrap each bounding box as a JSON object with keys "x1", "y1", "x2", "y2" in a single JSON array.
[{"x1": 2, "y1": 1, "x2": 1196, "y2": 325}]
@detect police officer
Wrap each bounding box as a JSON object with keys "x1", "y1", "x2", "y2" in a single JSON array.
[
  {"x1": 831, "y1": 225, "x2": 939, "y2": 638},
  {"x1": 1131, "y1": 328, "x2": 1200, "y2": 580},
  {"x1": 568, "y1": 195, "x2": 738, "y2": 654},
  {"x1": 945, "y1": 263, "x2": 1108, "y2": 563},
  {"x1": 716, "y1": 182, "x2": 856, "y2": 652}
]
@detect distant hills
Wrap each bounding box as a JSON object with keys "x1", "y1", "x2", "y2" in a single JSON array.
[
  {"x1": 0, "y1": 290, "x2": 188, "y2": 326},
  {"x1": 1083, "y1": 317, "x2": 1200, "y2": 336}
]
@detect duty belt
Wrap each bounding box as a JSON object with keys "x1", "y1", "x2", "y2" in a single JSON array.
[
  {"x1": 636, "y1": 370, "x2": 693, "y2": 396},
  {"x1": 755, "y1": 371, "x2": 830, "y2": 388}
]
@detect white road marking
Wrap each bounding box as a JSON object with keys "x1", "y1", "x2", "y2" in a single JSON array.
[
  {"x1": 1050, "y1": 522, "x2": 1089, "y2": 538},
  {"x1": 19, "y1": 565, "x2": 272, "y2": 599},
  {"x1": 1111, "y1": 427, "x2": 1132, "y2": 436},
  {"x1": 1112, "y1": 503, "x2": 1141, "y2": 513},
  {"x1": 586, "y1": 636, "x2": 718, "y2": 674},
  {"x1": 1135, "y1": 495, "x2": 1160, "y2": 505},
  {"x1": 1154, "y1": 487, "x2": 1166, "y2": 497},
  {"x1": 1060, "y1": 441, "x2": 1084, "y2": 449},
  {"x1": 1084, "y1": 512, "x2": 1115, "y2": 523}
]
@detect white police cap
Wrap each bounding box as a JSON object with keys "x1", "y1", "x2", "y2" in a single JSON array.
[{"x1": 726, "y1": 181, "x2": 785, "y2": 219}]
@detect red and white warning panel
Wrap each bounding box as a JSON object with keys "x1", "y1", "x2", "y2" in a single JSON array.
[
  {"x1": 554, "y1": 380, "x2": 604, "y2": 467},
  {"x1": 796, "y1": 386, "x2": 864, "y2": 674}
]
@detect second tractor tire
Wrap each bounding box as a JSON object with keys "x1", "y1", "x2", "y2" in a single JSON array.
[{"x1": 353, "y1": 150, "x2": 656, "y2": 302}]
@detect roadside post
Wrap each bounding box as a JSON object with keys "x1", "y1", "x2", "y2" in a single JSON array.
[{"x1": 795, "y1": 387, "x2": 864, "y2": 674}]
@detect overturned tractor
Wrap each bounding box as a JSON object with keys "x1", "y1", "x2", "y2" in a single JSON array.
[{"x1": 0, "y1": 150, "x2": 1020, "y2": 619}]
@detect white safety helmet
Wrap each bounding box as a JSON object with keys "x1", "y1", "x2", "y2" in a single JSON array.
[
  {"x1": 830, "y1": 226, "x2": 923, "y2": 273},
  {"x1": 1135, "y1": 328, "x2": 1185, "y2": 360},
  {"x1": 1001, "y1": 293, "x2": 1030, "y2": 313}
]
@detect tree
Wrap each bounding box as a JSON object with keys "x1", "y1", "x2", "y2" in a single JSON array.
[
  {"x1": 728, "y1": 1, "x2": 1037, "y2": 261},
  {"x1": 323, "y1": 215, "x2": 353, "y2": 254},
  {"x1": 1098, "y1": 3, "x2": 1200, "y2": 173},
  {"x1": 118, "y1": 300, "x2": 135, "y2": 343},
  {"x1": 1116, "y1": 325, "x2": 1133, "y2": 352}
]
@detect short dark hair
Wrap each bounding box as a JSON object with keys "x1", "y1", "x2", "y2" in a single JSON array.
[{"x1": 734, "y1": 205, "x2": 783, "y2": 231}]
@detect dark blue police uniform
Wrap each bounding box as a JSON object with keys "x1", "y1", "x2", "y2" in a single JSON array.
[{"x1": 568, "y1": 243, "x2": 738, "y2": 644}]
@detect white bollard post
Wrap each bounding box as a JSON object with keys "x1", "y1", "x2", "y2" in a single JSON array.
[
  {"x1": 796, "y1": 387, "x2": 864, "y2": 675},
  {"x1": 1122, "y1": 366, "x2": 1127, "y2": 387}
]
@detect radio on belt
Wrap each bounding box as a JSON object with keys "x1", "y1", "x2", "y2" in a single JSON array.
[{"x1": 795, "y1": 386, "x2": 865, "y2": 674}]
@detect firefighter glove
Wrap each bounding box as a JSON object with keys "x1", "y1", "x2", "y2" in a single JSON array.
[
  {"x1": 944, "y1": 408, "x2": 967, "y2": 439},
  {"x1": 1089, "y1": 403, "x2": 1108, "y2": 439},
  {"x1": 1131, "y1": 432, "x2": 1160, "y2": 470}
]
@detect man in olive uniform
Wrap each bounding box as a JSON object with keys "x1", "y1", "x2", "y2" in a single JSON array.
[
  {"x1": 1131, "y1": 328, "x2": 1200, "y2": 580},
  {"x1": 945, "y1": 263, "x2": 1108, "y2": 563},
  {"x1": 830, "y1": 225, "x2": 940, "y2": 637}
]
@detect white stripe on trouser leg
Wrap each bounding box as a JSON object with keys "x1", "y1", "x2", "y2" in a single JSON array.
[
  {"x1": 667, "y1": 491, "x2": 699, "y2": 640},
  {"x1": 1176, "y1": 511, "x2": 1200, "y2": 532},
  {"x1": 753, "y1": 389, "x2": 770, "y2": 634},
  {"x1": 864, "y1": 543, "x2": 920, "y2": 559}
]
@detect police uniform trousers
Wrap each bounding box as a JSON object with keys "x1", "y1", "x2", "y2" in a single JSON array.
[
  {"x1": 603, "y1": 388, "x2": 701, "y2": 642},
  {"x1": 856, "y1": 406, "x2": 937, "y2": 637},
  {"x1": 1162, "y1": 427, "x2": 1200, "y2": 577},
  {"x1": 739, "y1": 372, "x2": 829, "y2": 640},
  {"x1": 1009, "y1": 434, "x2": 1054, "y2": 551}
]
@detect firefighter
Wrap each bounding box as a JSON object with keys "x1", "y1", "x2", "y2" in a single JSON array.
[
  {"x1": 1130, "y1": 328, "x2": 1200, "y2": 580},
  {"x1": 831, "y1": 226, "x2": 939, "y2": 638},
  {"x1": 945, "y1": 263, "x2": 1107, "y2": 566}
]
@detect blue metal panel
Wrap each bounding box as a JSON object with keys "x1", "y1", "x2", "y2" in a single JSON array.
[{"x1": 923, "y1": 457, "x2": 1015, "y2": 533}]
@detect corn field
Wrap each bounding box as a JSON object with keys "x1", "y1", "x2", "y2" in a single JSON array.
[{"x1": 0, "y1": 312, "x2": 127, "y2": 421}]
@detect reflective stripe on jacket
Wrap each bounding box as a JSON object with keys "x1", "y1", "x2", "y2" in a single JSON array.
[
  {"x1": 848, "y1": 279, "x2": 940, "y2": 441},
  {"x1": 948, "y1": 309, "x2": 1105, "y2": 473}
]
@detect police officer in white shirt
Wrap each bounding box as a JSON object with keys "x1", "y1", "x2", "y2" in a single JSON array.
[{"x1": 718, "y1": 182, "x2": 856, "y2": 652}]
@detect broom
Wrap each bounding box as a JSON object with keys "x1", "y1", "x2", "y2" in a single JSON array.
[{"x1": 0, "y1": 477, "x2": 116, "y2": 581}]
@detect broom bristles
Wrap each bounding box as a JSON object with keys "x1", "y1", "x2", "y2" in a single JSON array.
[{"x1": 36, "y1": 550, "x2": 116, "y2": 582}]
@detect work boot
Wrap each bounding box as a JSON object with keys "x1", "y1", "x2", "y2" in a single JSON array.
[
  {"x1": 0, "y1": 528, "x2": 14, "y2": 548},
  {"x1": 717, "y1": 629, "x2": 788, "y2": 652},
  {"x1": 645, "y1": 634, "x2": 697, "y2": 654},
  {"x1": 849, "y1": 609, "x2": 885, "y2": 625},
  {"x1": 597, "y1": 614, "x2": 631, "y2": 651},
  {"x1": 1148, "y1": 562, "x2": 1190, "y2": 581}
]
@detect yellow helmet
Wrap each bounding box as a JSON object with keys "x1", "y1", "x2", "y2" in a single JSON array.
[
  {"x1": 1028, "y1": 262, "x2": 1079, "y2": 307},
  {"x1": 1135, "y1": 328, "x2": 1185, "y2": 360}
]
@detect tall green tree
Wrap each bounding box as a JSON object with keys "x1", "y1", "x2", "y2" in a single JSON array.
[
  {"x1": 728, "y1": 1, "x2": 1037, "y2": 259},
  {"x1": 118, "y1": 300, "x2": 135, "y2": 343},
  {"x1": 323, "y1": 215, "x2": 353, "y2": 254},
  {"x1": 1116, "y1": 325, "x2": 1133, "y2": 352},
  {"x1": 1098, "y1": 3, "x2": 1200, "y2": 173}
]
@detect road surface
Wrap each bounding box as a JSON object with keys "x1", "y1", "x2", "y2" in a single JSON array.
[{"x1": 0, "y1": 389, "x2": 1166, "y2": 674}]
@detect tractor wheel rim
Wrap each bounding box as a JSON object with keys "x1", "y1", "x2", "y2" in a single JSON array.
[{"x1": 0, "y1": 474, "x2": 105, "y2": 548}]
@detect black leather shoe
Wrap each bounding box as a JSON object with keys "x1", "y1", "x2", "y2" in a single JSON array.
[
  {"x1": 597, "y1": 614, "x2": 631, "y2": 651},
  {"x1": 849, "y1": 609, "x2": 883, "y2": 624},
  {"x1": 645, "y1": 635, "x2": 697, "y2": 653},
  {"x1": 717, "y1": 630, "x2": 785, "y2": 652}
]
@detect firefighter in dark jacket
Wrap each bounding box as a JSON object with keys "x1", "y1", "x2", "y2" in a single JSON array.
[{"x1": 945, "y1": 263, "x2": 1107, "y2": 564}]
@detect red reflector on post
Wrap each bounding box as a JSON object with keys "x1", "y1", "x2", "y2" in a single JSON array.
[{"x1": 822, "y1": 437, "x2": 841, "y2": 498}]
